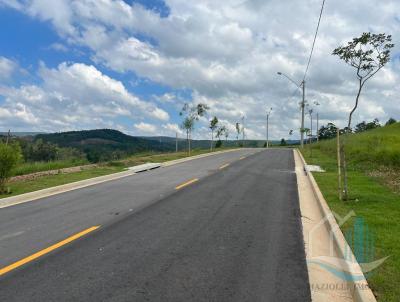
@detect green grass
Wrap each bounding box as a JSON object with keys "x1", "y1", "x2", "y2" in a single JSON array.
[
  {"x1": 3, "y1": 166, "x2": 124, "y2": 197},
  {"x1": 12, "y1": 159, "x2": 89, "y2": 176},
  {"x1": 301, "y1": 125, "x2": 400, "y2": 301},
  {"x1": 1, "y1": 147, "x2": 237, "y2": 199},
  {"x1": 314, "y1": 122, "x2": 400, "y2": 169}
]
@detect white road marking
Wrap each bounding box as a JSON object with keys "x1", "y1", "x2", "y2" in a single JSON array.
[{"x1": 0, "y1": 231, "x2": 25, "y2": 241}]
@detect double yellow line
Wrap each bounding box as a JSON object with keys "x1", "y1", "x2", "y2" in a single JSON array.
[{"x1": 0, "y1": 226, "x2": 100, "y2": 276}]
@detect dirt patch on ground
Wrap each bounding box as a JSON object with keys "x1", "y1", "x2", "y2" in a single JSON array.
[
  {"x1": 10, "y1": 164, "x2": 98, "y2": 182},
  {"x1": 368, "y1": 167, "x2": 400, "y2": 194}
]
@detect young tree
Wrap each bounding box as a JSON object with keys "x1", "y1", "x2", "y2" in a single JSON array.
[
  {"x1": 215, "y1": 125, "x2": 227, "y2": 148},
  {"x1": 0, "y1": 142, "x2": 22, "y2": 193},
  {"x1": 235, "y1": 122, "x2": 241, "y2": 146},
  {"x1": 224, "y1": 127, "x2": 229, "y2": 142},
  {"x1": 180, "y1": 103, "x2": 209, "y2": 155},
  {"x1": 280, "y1": 138, "x2": 287, "y2": 146},
  {"x1": 333, "y1": 32, "x2": 394, "y2": 200},
  {"x1": 209, "y1": 116, "x2": 219, "y2": 151},
  {"x1": 333, "y1": 32, "x2": 394, "y2": 130}
]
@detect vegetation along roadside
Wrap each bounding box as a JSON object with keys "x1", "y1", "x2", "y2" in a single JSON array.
[{"x1": 301, "y1": 121, "x2": 400, "y2": 302}]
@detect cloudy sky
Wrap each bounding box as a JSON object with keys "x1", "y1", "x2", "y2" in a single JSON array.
[{"x1": 0, "y1": 0, "x2": 399, "y2": 139}]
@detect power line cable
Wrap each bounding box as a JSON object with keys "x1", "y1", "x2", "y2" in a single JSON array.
[{"x1": 303, "y1": 0, "x2": 326, "y2": 81}]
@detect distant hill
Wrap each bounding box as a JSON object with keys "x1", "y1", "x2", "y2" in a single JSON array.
[
  {"x1": 35, "y1": 129, "x2": 176, "y2": 162},
  {"x1": 32, "y1": 129, "x2": 298, "y2": 162}
]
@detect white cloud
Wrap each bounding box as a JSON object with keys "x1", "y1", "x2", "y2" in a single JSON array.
[
  {"x1": 49, "y1": 42, "x2": 68, "y2": 52},
  {"x1": 0, "y1": 56, "x2": 18, "y2": 80},
  {"x1": 162, "y1": 123, "x2": 182, "y2": 135},
  {"x1": 1, "y1": 0, "x2": 400, "y2": 138},
  {"x1": 0, "y1": 62, "x2": 169, "y2": 132},
  {"x1": 134, "y1": 122, "x2": 157, "y2": 134}
]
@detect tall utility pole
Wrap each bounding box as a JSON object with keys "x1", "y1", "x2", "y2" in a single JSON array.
[
  {"x1": 5, "y1": 129, "x2": 10, "y2": 145},
  {"x1": 313, "y1": 101, "x2": 320, "y2": 142},
  {"x1": 309, "y1": 109, "x2": 313, "y2": 145},
  {"x1": 266, "y1": 107, "x2": 272, "y2": 148},
  {"x1": 241, "y1": 116, "x2": 245, "y2": 147},
  {"x1": 316, "y1": 112, "x2": 319, "y2": 142},
  {"x1": 277, "y1": 72, "x2": 306, "y2": 148},
  {"x1": 301, "y1": 81, "x2": 306, "y2": 148}
]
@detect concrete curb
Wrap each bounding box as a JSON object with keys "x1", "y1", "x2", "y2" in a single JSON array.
[
  {"x1": 296, "y1": 149, "x2": 376, "y2": 302},
  {"x1": 127, "y1": 163, "x2": 161, "y2": 172},
  {"x1": 0, "y1": 148, "x2": 243, "y2": 209},
  {"x1": 0, "y1": 170, "x2": 136, "y2": 209}
]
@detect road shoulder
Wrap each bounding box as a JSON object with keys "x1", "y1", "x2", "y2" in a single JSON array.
[
  {"x1": 294, "y1": 149, "x2": 376, "y2": 302},
  {"x1": 0, "y1": 148, "x2": 243, "y2": 209}
]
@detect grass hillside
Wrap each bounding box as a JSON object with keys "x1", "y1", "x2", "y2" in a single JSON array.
[
  {"x1": 313, "y1": 122, "x2": 400, "y2": 168},
  {"x1": 302, "y1": 122, "x2": 400, "y2": 301}
]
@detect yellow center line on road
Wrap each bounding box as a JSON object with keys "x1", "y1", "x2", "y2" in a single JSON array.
[
  {"x1": 175, "y1": 178, "x2": 199, "y2": 190},
  {"x1": 219, "y1": 163, "x2": 230, "y2": 170},
  {"x1": 0, "y1": 225, "x2": 100, "y2": 277}
]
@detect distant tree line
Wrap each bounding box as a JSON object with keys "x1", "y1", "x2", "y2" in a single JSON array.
[
  {"x1": 318, "y1": 117, "x2": 397, "y2": 140},
  {"x1": 0, "y1": 136, "x2": 86, "y2": 163}
]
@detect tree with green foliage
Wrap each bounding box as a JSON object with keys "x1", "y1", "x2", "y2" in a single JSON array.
[
  {"x1": 333, "y1": 33, "x2": 394, "y2": 130},
  {"x1": 0, "y1": 142, "x2": 22, "y2": 193},
  {"x1": 280, "y1": 138, "x2": 287, "y2": 146},
  {"x1": 180, "y1": 103, "x2": 209, "y2": 155},
  {"x1": 235, "y1": 122, "x2": 241, "y2": 146},
  {"x1": 333, "y1": 32, "x2": 394, "y2": 200},
  {"x1": 209, "y1": 116, "x2": 219, "y2": 151},
  {"x1": 318, "y1": 123, "x2": 338, "y2": 140},
  {"x1": 26, "y1": 139, "x2": 58, "y2": 162},
  {"x1": 215, "y1": 125, "x2": 227, "y2": 148},
  {"x1": 355, "y1": 118, "x2": 381, "y2": 133},
  {"x1": 224, "y1": 127, "x2": 229, "y2": 142},
  {"x1": 385, "y1": 117, "x2": 397, "y2": 126}
]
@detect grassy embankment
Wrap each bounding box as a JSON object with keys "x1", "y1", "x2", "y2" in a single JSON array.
[
  {"x1": 12, "y1": 159, "x2": 89, "y2": 176},
  {"x1": 1, "y1": 148, "x2": 235, "y2": 199},
  {"x1": 301, "y1": 122, "x2": 400, "y2": 302}
]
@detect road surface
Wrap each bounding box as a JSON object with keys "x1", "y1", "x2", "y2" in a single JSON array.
[{"x1": 0, "y1": 149, "x2": 311, "y2": 301}]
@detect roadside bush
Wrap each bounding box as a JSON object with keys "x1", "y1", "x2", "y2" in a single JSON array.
[{"x1": 0, "y1": 142, "x2": 22, "y2": 193}]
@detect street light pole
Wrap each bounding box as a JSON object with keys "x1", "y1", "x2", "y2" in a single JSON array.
[
  {"x1": 241, "y1": 116, "x2": 245, "y2": 147},
  {"x1": 309, "y1": 109, "x2": 313, "y2": 145},
  {"x1": 277, "y1": 72, "x2": 305, "y2": 148},
  {"x1": 267, "y1": 114, "x2": 269, "y2": 148},
  {"x1": 266, "y1": 107, "x2": 272, "y2": 148},
  {"x1": 316, "y1": 112, "x2": 319, "y2": 142},
  {"x1": 313, "y1": 101, "x2": 320, "y2": 142},
  {"x1": 301, "y1": 80, "x2": 305, "y2": 148}
]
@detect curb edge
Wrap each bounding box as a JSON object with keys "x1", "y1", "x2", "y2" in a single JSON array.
[{"x1": 296, "y1": 149, "x2": 376, "y2": 302}]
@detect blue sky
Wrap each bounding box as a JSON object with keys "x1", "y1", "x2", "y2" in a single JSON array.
[{"x1": 0, "y1": 0, "x2": 399, "y2": 139}]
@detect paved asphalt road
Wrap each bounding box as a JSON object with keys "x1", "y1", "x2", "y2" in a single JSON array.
[{"x1": 0, "y1": 149, "x2": 311, "y2": 302}]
